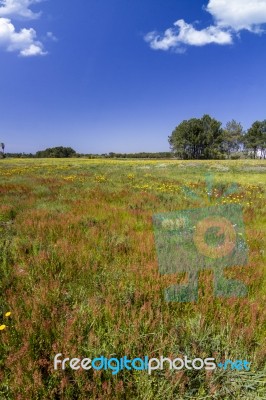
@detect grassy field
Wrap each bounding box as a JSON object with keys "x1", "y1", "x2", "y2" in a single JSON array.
[{"x1": 0, "y1": 158, "x2": 265, "y2": 399}]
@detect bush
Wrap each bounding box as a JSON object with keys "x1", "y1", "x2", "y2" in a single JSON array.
[{"x1": 36, "y1": 147, "x2": 76, "y2": 158}]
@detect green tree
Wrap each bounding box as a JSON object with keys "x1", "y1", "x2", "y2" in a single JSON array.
[
  {"x1": 36, "y1": 146, "x2": 76, "y2": 158},
  {"x1": 222, "y1": 120, "x2": 243, "y2": 158},
  {"x1": 259, "y1": 120, "x2": 266, "y2": 159},
  {"x1": 0, "y1": 142, "x2": 5, "y2": 159},
  {"x1": 169, "y1": 115, "x2": 224, "y2": 159},
  {"x1": 244, "y1": 121, "x2": 265, "y2": 159}
]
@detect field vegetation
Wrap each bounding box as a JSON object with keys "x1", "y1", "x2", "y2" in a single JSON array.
[{"x1": 0, "y1": 158, "x2": 265, "y2": 399}]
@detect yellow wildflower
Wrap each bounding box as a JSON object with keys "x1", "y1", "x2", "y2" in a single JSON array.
[
  {"x1": 5, "y1": 312, "x2": 11, "y2": 317},
  {"x1": 0, "y1": 325, "x2": 7, "y2": 330}
]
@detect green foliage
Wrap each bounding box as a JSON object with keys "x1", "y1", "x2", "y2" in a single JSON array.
[
  {"x1": 5, "y1": 153, "x2": 35, "y2": 158},
  {"x1": 107, "y1": 152, "x2": 172, "y2": 159},
  {"x1": 36, "y1": 146, "x2": 77, "y2": 158},
  {"x1": 169, "y1": 116, "x2": 266, "y2": 160},
  {"x1": 222, "y1": 120, "x2": 244, "y2": 158},
  {"x1": 244, "y1": 120, "x2": 266, "y2": 159},
  {"x1": 169, "y1": 114, "x2": 224, "y2": 159},
  {"x1": 0, "y1": 142, "x2": 5, "y2": 159}
]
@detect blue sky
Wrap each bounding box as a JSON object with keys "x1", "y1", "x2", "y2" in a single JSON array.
[{"x1": 0, "y1": 0, "x2": 266, "y2": 153}]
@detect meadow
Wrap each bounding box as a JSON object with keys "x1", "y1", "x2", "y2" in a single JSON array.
[{"x1": 0, "y1": 158, "x2": 265, "y2": 399}]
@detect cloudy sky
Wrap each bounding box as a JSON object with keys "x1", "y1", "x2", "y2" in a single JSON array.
[{"x1": 1, "y1": 0, "x2": 266, "y2": 153}]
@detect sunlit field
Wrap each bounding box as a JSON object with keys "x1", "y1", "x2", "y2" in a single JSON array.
[{"x1": 0, "y1": 158, "x2": 265, "y2": 399}]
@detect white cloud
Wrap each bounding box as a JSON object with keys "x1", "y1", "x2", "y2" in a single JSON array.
[
  {"x1": 0, "y1": 0, "x2": 50, "y2": 56},
  {"x1": 0, "y1": 17, "x2": 46, "y2": 55},
  {"x1": 145, "y1": 0, "x2": 266, "y2": 52},
  {"x1": 145, "y1": 19, "x2": 232, "y2": 51},
  {"x1": 0, "y1": 0, "x2": 42, "y2": 20},
  {"x1": 207, "y1": 0, "x2": 266, "y2": 31}
]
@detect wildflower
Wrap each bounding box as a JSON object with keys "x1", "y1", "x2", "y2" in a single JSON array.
[
  {"x1": 5, "y1": 312, "x2": 11, "y2": 317},
  {"x1": 0, "y1": 325, "x2": 7, "y2": 330}
]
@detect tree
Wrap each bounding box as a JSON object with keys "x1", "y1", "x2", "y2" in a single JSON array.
[
  {"x1": 259, "y1": 120, "x2": 266, "y2": 159},
  {"x1": 244, "y1": 121, "x2": 265, "y2": 159},
  {"x1": 169, "y1": 115, "x2": 224, "y2": 159},
  {"x1": 222, "y1": 120, "x2": 243, "y2": 158},
  {"x1": 0, "y1": 142, "x2": 5, "y2": 159},
  {"x1": 36, "y1": 146, "x2": 76, "y2": 158}
]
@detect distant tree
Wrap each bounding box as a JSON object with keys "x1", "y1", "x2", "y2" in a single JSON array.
[
  {"x1": 107, "y1": 152, "x2": 172, "y2": 159},
  {"x1": 169, "y1": 115, "x2": 224, "y2": 159},
  {"x1": 0, "y1": 142, "x2": 5, "y2": 159},
  {"x1": 36, "y1": 146, "x2": 76, "y2": 158},
  {"x1": 222, "y1": 120, "x2": 244, "y2": 158},
  {"x1": 259, "y1": 120, "x2": 266, "y2": 159},
  {"x1": 244, "y1": 121, "x2": 265, "y2": 159}
]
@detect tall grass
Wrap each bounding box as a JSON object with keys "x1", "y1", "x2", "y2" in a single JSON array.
[{"x1": 0, "y1": 159, "x2": 265, "y2": 399}]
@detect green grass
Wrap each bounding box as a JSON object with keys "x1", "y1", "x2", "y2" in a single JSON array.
[{"x1": 0, "y1": 158, "x2": 265, "y2": 399}]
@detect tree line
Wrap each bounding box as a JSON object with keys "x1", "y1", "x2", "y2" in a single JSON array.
[
  {"x1": 1, "y1": 116, "x2": 265, "y2": 160},
  {"x1": 169, "y1": 115, "x2": 266, "y2": 159},
  {"x1": 3, "y1": 147, "x2": 172, "y2": 159}
]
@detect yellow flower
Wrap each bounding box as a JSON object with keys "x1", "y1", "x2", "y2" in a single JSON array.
[
  {"x1": 5, "y1": 312, "x2": 11, "y2": 317},
  {"x1": 0, "y1": 325, "x2": 7, "y2": 330}
]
